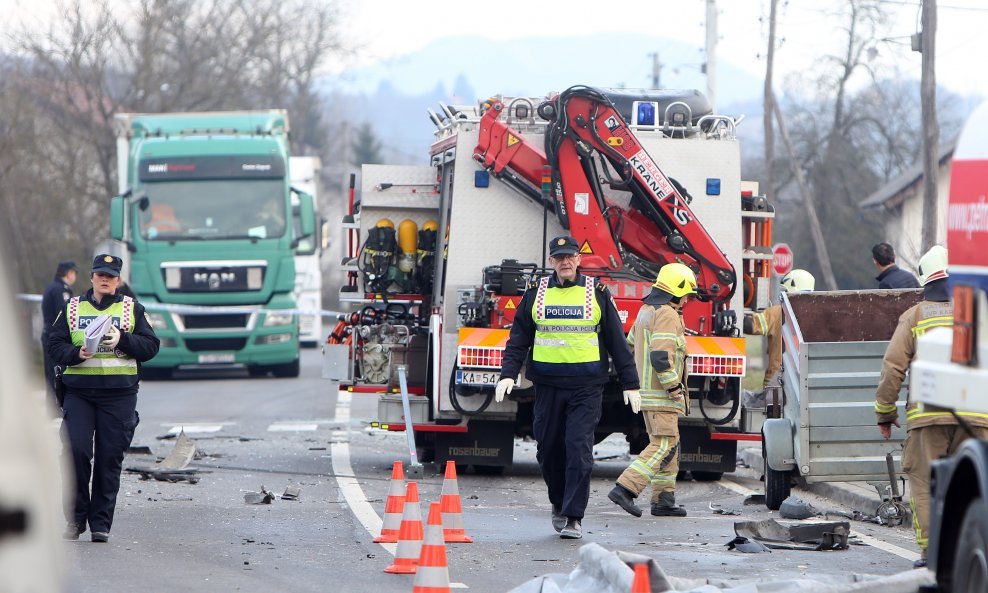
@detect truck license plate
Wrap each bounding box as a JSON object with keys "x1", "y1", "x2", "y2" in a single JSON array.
[
  {"x1": 455, "y1": 370, "x2": 499, "y2": 386},
  {"x1": 198, "y1": 353, "x2": 235, "y2": 364}
]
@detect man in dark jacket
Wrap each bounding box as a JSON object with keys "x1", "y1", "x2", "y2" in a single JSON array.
[
  {"x1": 47, "y1": 254, "x2": 160, "y2": 543},
  {"x1": 495, "y1": 235, "x2": 640, "y2": 539},
  {"x1": 40, "y1": 260, "x2": 77, "y2": 401},
  {"x1": 872, "y1": 243, "x2": 919, "y2": 289}
]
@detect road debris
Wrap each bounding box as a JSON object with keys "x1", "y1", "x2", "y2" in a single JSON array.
[
  {"x1": 779, "y1": 495, "x2": 818, "y2": 519},
  {"x1": 709, "y1": 502, "x2": 740, "y2": 516},
  {"x1": 281, "y1": 485, "x2": 301, "y2": 501},
  {"x1": 730, "y1": 519, "x2": 851, "y2": 552},
  {"x1": 125, "y1": 431, "x2": 202, "y2": 484},
  {"x1": 244, "y1": 486, "x2": 276, "y2": 504},
  {"x1": 742, "y1": 493, "x2": 765, "y2": 505}
]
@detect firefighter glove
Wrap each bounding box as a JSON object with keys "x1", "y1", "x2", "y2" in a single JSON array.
[
  {"x1": 495, "y1": 378, "x2": 514, "y2": 403},
  {"x1": 743, "y1": 313, "x2": 754, "y2": 335},
  {"x1": 668, "y1": 384, "x2": 685, "y2": 401},
  {"x1": 623, "y1": 390, "x2": 642, "y2": 414},
  {"x1": 101, "y1": 325, "x2": 121, "y2": 349}
]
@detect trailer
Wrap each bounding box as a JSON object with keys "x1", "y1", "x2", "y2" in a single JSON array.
[{"x1": 760, "y1": 289, "x2": 924, "y2": 509}]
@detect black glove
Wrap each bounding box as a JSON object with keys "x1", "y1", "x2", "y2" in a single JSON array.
[{"x1": 743, "y1": 313, "x2": 754, "y2": 335}]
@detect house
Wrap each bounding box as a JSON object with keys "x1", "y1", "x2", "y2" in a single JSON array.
[{"x1": 859, "y1": 140, "x2": 956, "y2": 270}]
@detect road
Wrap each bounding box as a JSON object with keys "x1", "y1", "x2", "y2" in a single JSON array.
[{"x1": 59, "y1": 350, "x2": 922, "y2": 592}]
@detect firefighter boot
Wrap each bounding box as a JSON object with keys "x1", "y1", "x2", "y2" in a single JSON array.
[
  {"x1": 651, "y1": 491, "x2": 687, "y2": 517},
  {"x1": 608, "y1": 484, "x2": 643, "y2": 517}
]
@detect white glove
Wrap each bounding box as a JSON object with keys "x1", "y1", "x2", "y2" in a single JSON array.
[
  {"x1": 101, "y1": 325, "x2": 121, "y2": 349},
  {"x1": 495, "y1": 378, "x2": 514, "y2": 403},
  {"x1": 623, "y1": 390, "x2": 642, "y2": 414}
]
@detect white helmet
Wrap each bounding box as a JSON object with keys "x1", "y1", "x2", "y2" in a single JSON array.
[
  {"x1": 780, "y1": 269, "x2": 815, "y2": 293},
  {"x1": 918, "y1": 245, "x2": 948, "y2": 286}
]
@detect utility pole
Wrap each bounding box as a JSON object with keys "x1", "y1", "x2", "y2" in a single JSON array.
[
  {"x1": 919, "y1": 0, "x2": 940, "y2": 252},
  {"x1": 649, "y1": 52, "x2": 662, "y2": 88},
  {"x1": 705, "y1": 0, "x2": 718, "y2": 111},
  {"x1": 763, "y1": 0, "x2": 778, "y2": 206}
]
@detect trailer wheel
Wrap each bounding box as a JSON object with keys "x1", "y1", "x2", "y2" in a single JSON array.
[
  {"x1": 952, "y1": 497, "x2": 988, "y2": 593},
  {"x1": 764, "y1": 466, "x2": 791, "y2": 511},
  {"x1": 272, "y1": 359, "x2": 300, "y2": 378}
]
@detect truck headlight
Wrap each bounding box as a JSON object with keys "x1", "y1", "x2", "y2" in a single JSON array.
[
  {"x1": 147, "y1": 312, "x2": 169, "y2": 330},
  {"x1": 263, "y1": 311, "x2": 295, "y2": 327}
]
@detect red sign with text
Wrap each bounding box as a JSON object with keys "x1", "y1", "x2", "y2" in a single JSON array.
[{"x1": 772, "y1": 243, "x2": 793, "y2": 276}]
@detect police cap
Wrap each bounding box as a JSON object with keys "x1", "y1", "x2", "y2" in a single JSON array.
[
  {"x1": 91, "y1": 254, "x2": 122, "y2": 277},
  {"x1": 548, "y1": 235, "x2": 580, "y2": 258},
  {"x1": 57, "y1": 260, "x2": 78, "y2": 275}
]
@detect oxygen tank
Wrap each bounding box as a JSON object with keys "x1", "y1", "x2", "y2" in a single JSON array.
[{"x1": 397, "y1": 219, "x2": 418, "y2": 273}]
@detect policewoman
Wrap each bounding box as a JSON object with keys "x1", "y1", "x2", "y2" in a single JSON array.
[
  {"x1": 496, "y1": 236, "x2": 639, "y2": 539},
  {"x1": 47, "y1": 254, "x2": 159, "y2": 543}
]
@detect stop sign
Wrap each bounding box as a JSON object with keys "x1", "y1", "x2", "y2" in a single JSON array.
[{"x1": 772, "y1": 243, "x2": 793, "y2": 276}]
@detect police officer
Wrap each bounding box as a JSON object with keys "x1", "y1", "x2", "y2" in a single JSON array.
[
  {"x1": 40, "y1": 260, "x2": 77, "y2": 402},
  {"x1": 608, "y1": 263, "x2": 696, "y2": 518},
  {"x1": 495, "y1": 235, "x2": 640, "y2": 539},
  {"x1": 742, "y1": 269, "x2": 815, "y2": 388},
  {"x1": 874, "y1": 245, "x2": 988, "y2": 567},
  {"x1": 47, "y1": 254, "x2": 160, "y2": 543}
]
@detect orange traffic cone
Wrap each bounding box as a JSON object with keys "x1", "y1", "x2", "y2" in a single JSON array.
[
  {"x1": 384, "y1": 481, "x2": 424, "y2": 574},
  {"x1": 374, "y1": 461, "x2": 405, "y2": 543},
  {"x1": 412, "y1": 502, "x2": 451, "y2": 593},
  {"x1": 631, "y1": 563, "x2": 651, "y2": 593},
  {"x1": 439, "y1": 460, "x2": 473, "y2": 543}
]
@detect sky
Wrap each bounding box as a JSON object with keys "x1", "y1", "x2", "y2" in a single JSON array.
[
  {"x1": 337, "y1": 0, "x2": 988, "y2": 101},
  {"x1": 2, "y1": 0, "x2": 986, "y2": 100}
]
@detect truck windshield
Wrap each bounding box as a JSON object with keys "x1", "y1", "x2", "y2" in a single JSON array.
[{"x1": 138, "y1": 179, "x2": 286, "y2": 240}]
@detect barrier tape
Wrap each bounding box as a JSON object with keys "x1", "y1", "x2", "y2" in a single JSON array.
[{"x1": 17, "y1": 293, "x2": 349, "y2": 320}]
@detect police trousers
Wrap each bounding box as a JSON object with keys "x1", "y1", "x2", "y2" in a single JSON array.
[
  {"x1": 532, "y1": 382, "x2": 603, "y2": 520},
  {"x1": 902, "y1": 423, "x2": 988, "y2": 555},
  {"x1": 62, "y1": 392, "x2": 139, "y2": 533},
  {"x1": 617, "y1": 410, "x2": 680, "y2": 503}
]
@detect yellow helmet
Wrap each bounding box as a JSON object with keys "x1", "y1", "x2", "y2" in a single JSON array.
[
  {"x1": 780, "y1": 269, "x2": 815, "y2": 293},
  {"x1": 653, "y1": 263, "x2": 698, "y2": 298},
  {"x1": 375, "y1": 218, "x2": 395, "y2": 229},
  {"x1": 422, "y1": 219, "x2": 438, "y2": 232},
  {"x1": 918, "y1": 245, "x2": 948, "y2": 286}
]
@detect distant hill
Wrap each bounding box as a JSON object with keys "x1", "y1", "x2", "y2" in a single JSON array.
[{"x1": 322, "y1": 33, "x2": 765, "y2": 164}]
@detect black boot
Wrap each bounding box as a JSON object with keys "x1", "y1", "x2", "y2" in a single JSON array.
[
  {"x1": 651, "y1": 491, "x2": 687, "y2": 517},
  {"x1": 608, "y1": 484, "x2": 643, "y2": 517}
]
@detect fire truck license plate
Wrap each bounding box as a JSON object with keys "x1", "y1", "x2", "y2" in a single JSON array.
[
  {"x1": 455, "y1": 370, "x2": 499, "y2": 386},
  {"x1": 198, "y1": 353, "x2": 235, "y2": 364}
]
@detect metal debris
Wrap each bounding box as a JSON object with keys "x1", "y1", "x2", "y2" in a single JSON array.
[
  {"x1": 709, "y1": 502, "x2": 740, "y2": 516},
  {"x1": 244, "y1": 486, "x2": 276, "y2": 504},
  {"x1": 730, "y1": 519, "x2": 851, "y2": 552},
  {"x1": 281, "y1": 486, "x2": 301, "y2": 501},
  {"x1": 779, "y1": 495, "x2": 818, "y2": 519}
]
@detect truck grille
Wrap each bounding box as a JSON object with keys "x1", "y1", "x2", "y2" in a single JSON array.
[
  {"x1": 184, "y1": 337, "x2": 247, "y2": 352},
  {"x1": 182, "y1": 313, "x2": 250, "y2": 329}
]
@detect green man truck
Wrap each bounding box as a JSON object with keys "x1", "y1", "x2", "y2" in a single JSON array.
[{"x1": 110, "y1": 110, "x2": 315, "y2": 378}]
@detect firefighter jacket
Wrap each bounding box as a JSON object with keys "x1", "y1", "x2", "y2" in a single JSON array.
[
  {"x1": 47, "y1": 289, "x2": 160, "y2": 397},
  {"x1": 499, "y1": 273, "x2": 639, "y2": 390},
  {"x1": 628, "y1": 301, "x2": 688, "y2": 414},
  {"x1": 874, "y1": 281, "x2": 988, "y2": 430},
  {"x1": 747, "y1": 305, "x2": 783, "y2": 388}
]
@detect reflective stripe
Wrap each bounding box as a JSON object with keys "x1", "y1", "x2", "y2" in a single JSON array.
[
  {"x1": 911, "y1": 315, "x2": 952, "y2": 338},
  {"x1": 536, "y1": 323, "x2": 599, "y2": 333},
  {"x1": 875, "y1": 402, "x2": 898, "y2": 414},
  {"x1": 534, "y1": 338, "x2": 568, "y2": 347},
  {"x1": 754, "y1": 312, "x2": 767, "y2": 335},
  {"x1": 907, "y1": 410, "x2": 988, "y2": 421}
]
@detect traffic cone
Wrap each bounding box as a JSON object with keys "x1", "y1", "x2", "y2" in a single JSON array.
[
  {"x1": 412, "y1": 502, "x2": 451, "y2": 593},
  {"x1": 439, "y1": 460, "x2": 473, "y2": 543},
  {"x1": 631, "y1": 563, "x2": 651, "y2": 593},
  {"x1": 374, "y1": 461, "x2": 405, "y2": 543},
  {"x1": 384, "y1": 481, "x2": 423, "y2": 574}
]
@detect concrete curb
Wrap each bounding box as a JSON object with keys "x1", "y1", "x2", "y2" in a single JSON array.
[{"x1": 739, "y1": 448, "x2": 913, "y2": 527}]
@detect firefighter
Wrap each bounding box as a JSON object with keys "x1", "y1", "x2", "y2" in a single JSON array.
[
  {"x1": 743, "y1": 269, "x2": 815, "y2": 388},
  {"x1": 874, "y1": 245, "x2": 988, "y2": 567},
  {"x1": 495, "y1": 235, "x2": 639, "y2": 540},
  {"x1": 608, "y1": 262, "x2": 696, "y2": 518}
]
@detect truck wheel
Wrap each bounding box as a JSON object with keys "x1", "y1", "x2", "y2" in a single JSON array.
[
  {"x1": 952, "y1": 497, "x2": 988, "y2": 593},
  {"x1": 272, "y1": 359, "x2": 300, "y2": 378},
  {"x1": 764, "y1": 465, "x2": 791, "y2": 510},
  {"x1": 691, "y1": 471, "x2": 723, "y2": 482}
]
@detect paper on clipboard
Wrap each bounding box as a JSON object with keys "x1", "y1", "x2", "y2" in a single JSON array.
[{"x1": 84, "y1": 314, "x2": 112, "y2": 353}]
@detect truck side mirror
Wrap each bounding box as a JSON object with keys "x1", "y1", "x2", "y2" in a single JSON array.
[
  {"x1": 297, "y1": 191, "x2": 315, "y2": 239},
  {"x1": 110, "y1": 196, "x2": 125, "y2": 240}
]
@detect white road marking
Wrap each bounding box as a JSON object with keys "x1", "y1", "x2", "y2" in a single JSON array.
[
  {"x1": 164, "y1": 423, "x2": 226, "y2": 434},
  {"x1": 720, "y1": 476, "x2": 921, "y2": 562},
  {"x1": 268, "y1": 422, "x2": 319, "y2": 431}
]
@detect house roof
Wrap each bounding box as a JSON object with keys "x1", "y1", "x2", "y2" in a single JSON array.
[{"x1": 859, "y1": 139, "x2": 958, "y2": 210}]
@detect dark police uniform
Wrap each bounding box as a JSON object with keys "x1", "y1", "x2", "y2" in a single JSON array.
[
  {"x1": 40, "y1": 261, "x2": 77, "y2": 399},
  {"x1": 499, "y1": 237, "x2": 639, "y2": 527},
  {"x1": 47, "y1": 255, "x2": 159, "y2": 541}
]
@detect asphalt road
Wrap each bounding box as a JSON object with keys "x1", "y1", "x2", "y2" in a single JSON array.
[{"x1": 59, "y1": 350, "x2": 923, "y2": 592}]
